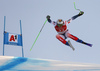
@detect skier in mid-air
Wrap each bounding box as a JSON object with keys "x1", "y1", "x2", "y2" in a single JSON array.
[{"x1": 46, "y1": 11, "x2": 92, "y2": 50}]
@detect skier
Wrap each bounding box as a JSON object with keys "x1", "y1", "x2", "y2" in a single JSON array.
[{"x1": 46, "y1": 11, "x2": 92, "y2": 50}]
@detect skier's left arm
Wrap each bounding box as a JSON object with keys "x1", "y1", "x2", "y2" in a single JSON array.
[{"x1": 66, "y1": 11, "x2": 84, "y2": 24}]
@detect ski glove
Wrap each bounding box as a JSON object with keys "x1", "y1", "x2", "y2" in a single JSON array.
[
  {"x1": 46, "y1": 15, "x2": 50, "y2": 19},
  {"x1": 46, "y1": 15, "x2": 52, "y2": 23},
  {"x1": 78, "y1": 11, "x2": 84, "y2": 16}
]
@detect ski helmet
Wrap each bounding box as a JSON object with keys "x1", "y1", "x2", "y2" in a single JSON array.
[{"x1": 57, "y1": 19, "x2": 64, "y2": 27}]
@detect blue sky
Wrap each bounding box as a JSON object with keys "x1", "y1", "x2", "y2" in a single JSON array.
[{"x1": 0, "y1": 0, "x2": 100, "y2": 64}]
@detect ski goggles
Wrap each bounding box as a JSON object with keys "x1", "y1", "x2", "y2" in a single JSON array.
[{"x1": 57, "y1": 24, "x2": 63, "y2": 27}]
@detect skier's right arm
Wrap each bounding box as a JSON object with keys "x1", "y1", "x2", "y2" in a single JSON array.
[{"x1": 46, "y1": 15, "x2": 56, "y2": 26}]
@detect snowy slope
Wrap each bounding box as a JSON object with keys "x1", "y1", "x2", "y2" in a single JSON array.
[{"x1": 0, "y1": 56, "x2": 100, "y2": 71}]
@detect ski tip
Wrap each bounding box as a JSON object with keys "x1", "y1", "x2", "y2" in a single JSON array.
[
  {"x1": 68, "y1": 40, "x2": 75, "y2": 51},
  {"x1": 90, "y1": 44, "x2": 93, "y2": 47},
  {"x1": 87, "y1": 43, "x2": 93, "y2": 47},
  {"x1": 73, "y1": 48, "x2": 75, "y2": 51},
  {"x1": 72, "y1": 47, "x2": 75, "y2": 51}
]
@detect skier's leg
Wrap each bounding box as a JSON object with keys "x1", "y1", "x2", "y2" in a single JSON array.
[
  {"x1": 66, "y1": 32, "x2": 92, "y2": 47},
  {"x1": 56, "y1": 34, "x2": 69, "y2": 46}
]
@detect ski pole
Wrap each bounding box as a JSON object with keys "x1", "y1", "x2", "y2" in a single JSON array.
[
  {"x1": 74, "y1": 2, "x2": 81, "y2": 12},
  {"x1": 30, "y1": 19, "x2": 47, "y2": 51}
]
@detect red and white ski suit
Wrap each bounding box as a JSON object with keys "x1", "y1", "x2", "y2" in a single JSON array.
[
  {"x1": 47, "y1": 13, "x2": 92, "y2": 47},
  {"x1": 50, "y1": 19, "x2": 79, "y2": 45}
]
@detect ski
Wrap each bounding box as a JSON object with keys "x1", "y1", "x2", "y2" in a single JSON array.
[{"x1": 68, "y1": 40, "x2": 75, "y2": 51}]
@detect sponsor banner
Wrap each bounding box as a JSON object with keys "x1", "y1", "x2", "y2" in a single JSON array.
[{"x1": 4, "y1": 32, "x2": 22, "y2": 46}]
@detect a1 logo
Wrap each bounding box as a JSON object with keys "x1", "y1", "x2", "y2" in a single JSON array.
[{"x1": 9, "y1": 34, "x2": 18, "y2": 43}]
